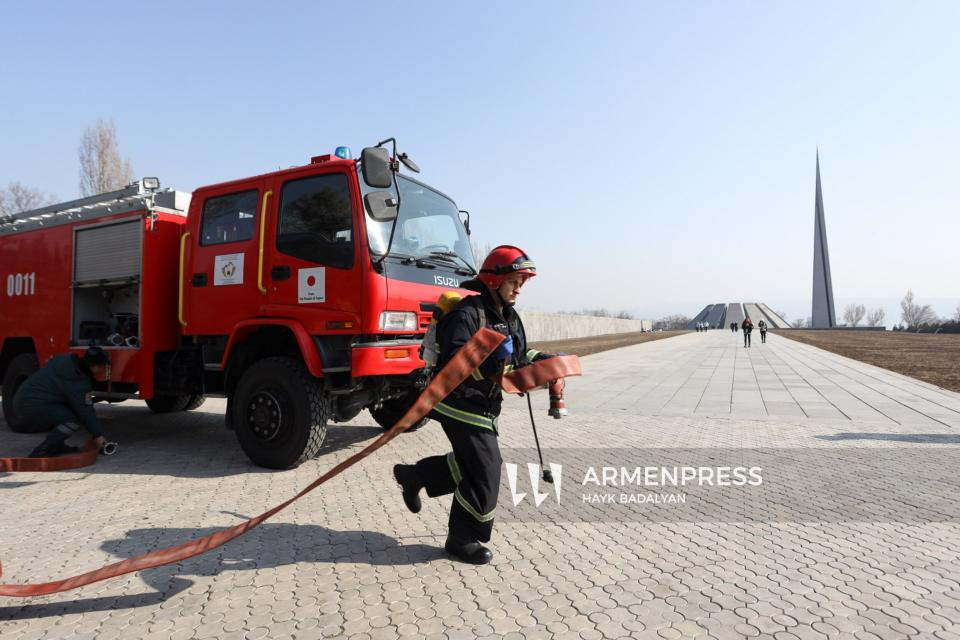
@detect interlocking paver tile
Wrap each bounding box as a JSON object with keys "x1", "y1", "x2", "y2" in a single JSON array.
[{"x1": 3, "y1": 332, "x2": 960, "y2": 638}]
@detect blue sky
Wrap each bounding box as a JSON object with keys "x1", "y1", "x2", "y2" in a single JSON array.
[{"x1": 2, "y1": 1, "x2": 957, "y2": 323}]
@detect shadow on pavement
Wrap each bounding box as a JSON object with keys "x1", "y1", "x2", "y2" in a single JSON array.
[
  {"x1": 0, "y1": 481, "x2": 36, "y2": 489},
  {"x1": 0, "y1": 523, "x2": 443, "y2": 620},
  {"x1": 817, "y1": 432, "x2": 960, "y2": 444},
  {"x1": 0, "y1": 578, "x2": 194, "y2": 621},
  {"x1": 0, "y1": 470, "x2": 35, "y2": 489},
  {"x1": 1, "y1": 402, "x2": 396, "y2": 478}
]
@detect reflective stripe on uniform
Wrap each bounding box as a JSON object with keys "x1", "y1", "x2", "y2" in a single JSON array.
[
  {"x1": 434, "y1": 401, "x2": 498, "y2": 431},
  {"x1": 446, "y1": 452, "x2": 495, "y2": 522},
  {"x1": 446, "y1": 451, "x2": 463, "y2": 484},
  {"x1": 455, "y1": 489, "x2": 496, "y2": 522},
  {"x1": 526, "y1": 349, "x2": 541, "y2": 361},
  {"x1": 53, "y1": 422, "x2": 82, "y2": 437}
]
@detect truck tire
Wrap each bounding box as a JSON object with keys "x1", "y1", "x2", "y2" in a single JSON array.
[
  {"x1": 232, "y1": 356, "x2": 329, "y2": 469},
  {"x1": 183, "y1": 394, "x2": 206, "y2": 411},
  {"x1": 2, "y1": 352, "x2": 42, "y2": 433},
  {"x1": 145, "y1": 394, "x2": 191, "y2": 413},
  {"x1": 370, "y1": 394, "x2": 429, "y2": 432}
]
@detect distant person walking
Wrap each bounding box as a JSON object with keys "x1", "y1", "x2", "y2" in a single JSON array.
[
  {"x1": 758, "y1": 319, "x2": 768, "y2": 343},
  {"x1": 730, "y1": 321, "x2": 736, "y2": 333},
  {"x1": 741, "y1": 317, "x2": 753, "y2": 348}
]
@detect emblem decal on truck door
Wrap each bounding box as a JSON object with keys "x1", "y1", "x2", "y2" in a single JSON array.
[
  {"x1": 214, "y1": 254, "x2": 244, "y2": 285},
  {"x1": 298, "y1": 267, "x2": 326, "y2": 303}
]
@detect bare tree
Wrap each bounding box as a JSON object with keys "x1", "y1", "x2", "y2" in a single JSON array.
[
  {"x1": 470, "y1": 238, "x2": 492, "y2": 266},
  {"x1": 954, "y1": 302, "x2": 960, "y2": 324},
  {"x1": 865, "y1": 308, "x2": 886, "y2": 327},
  {"x1": 777, "y1": 310, "x2": 789, "y2": 323},
  {"x1": 900, "y1": 289, "x2": 937, "y2": 328},
  {"x1": 791, "y1": 317, "x2": 811, "y2": 328},
  {"x1": 654, "y1": 315, "x2": 691, "y2": 330},
  {"x1": 842, "y1": 305, "x2": 855, "y2": 326},
  {"x1": 843, "y1": 303, "x2": 866, "y2": 327},
  {"x1": 78, "y1": 119, "x2": 134, "y2": 196},
  {"x1": 0, "y1": 182, "x2": 56, "y2": 216}
]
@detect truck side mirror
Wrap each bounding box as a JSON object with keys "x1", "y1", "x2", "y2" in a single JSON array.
[
  {"x1": 361, "y1": 147, "x2": 393, "y2": 188},
  {"x1": 365, "y1": 191, "x2": 398, "y2": 221}
]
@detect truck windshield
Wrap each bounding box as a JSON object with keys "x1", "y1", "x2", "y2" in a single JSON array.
[{"x1": 365, "y1": 175, "x2": 476, "y2": 270}]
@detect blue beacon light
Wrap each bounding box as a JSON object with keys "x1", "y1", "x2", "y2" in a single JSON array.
[{"x1": 334, "y1": 146, "x2": 352, "y2": 159}]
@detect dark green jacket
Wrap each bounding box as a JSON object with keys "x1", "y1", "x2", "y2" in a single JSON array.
[{"x1": 12, "y1": 354, "x2": 102, "y2": 437}]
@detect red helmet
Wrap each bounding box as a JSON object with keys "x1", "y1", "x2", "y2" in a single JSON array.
[{"x1": 478, "y1": 245, "x2": 536, "y2": 289}]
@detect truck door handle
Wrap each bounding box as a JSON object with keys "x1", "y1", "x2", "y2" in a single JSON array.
[
  {"x1": 191, "y1": 273, "x2": 207, "y2": 287},
  {"x1": 271, "y1": 266, "x2": 291, "y2": 281}
]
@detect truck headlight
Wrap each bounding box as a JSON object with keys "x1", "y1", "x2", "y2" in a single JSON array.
[{"x1": 379, "y1": 311, "x2": 417, "y2": 331}]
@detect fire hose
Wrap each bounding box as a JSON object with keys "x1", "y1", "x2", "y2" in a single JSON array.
[
  {"x1": 0, "y1": 440, "x2": 118, "y2": 473},
  {"x1": 0, "y1": 329, "x2": 580, "y2": 597}
]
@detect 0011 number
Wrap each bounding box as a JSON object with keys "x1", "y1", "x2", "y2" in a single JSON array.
[{"x1": 5, "y1": 272, "x2": 36, "y2": 297}]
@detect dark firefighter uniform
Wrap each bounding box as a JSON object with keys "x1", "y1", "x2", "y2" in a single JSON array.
[
  {"x1": 394, "y1": 245, "x2": 549, "y2": 564},
  {"x1": 417, "y1": 285, "x2": 550, "y2": 541},
  {"x1": 14, "y1": 350, "x2": 107, "y2": 456}
]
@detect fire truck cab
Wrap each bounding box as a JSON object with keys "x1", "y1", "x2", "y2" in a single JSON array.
[{"x1": 0, "y1": 141, "x2": 477, "y2": 468}]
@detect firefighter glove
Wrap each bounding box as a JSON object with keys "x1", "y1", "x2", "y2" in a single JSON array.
[{"x1": 493, "y1": 335, "x2": 514, "y2": 362}]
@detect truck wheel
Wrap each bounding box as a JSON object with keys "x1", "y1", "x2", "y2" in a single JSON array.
[
  {"x1": 183, "y1": 394, "x2": 206, "y2": 411},
  {"x1": 370, "y1": 394, "x2": 429, "y2": 432},
  {"x1": 232, "y1": 356, "x2": 328, "y2": 469},
  {"x1": 145, "y1": 394, "x2": 191, "y2": 413},
  {"x1": 2, "y1": 352, "x2": 42, "y2": 433}
]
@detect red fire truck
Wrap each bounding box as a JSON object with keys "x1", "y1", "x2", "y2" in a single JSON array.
[{"x1": 0, "y1": 141, "x2": 476, "y2": 468}]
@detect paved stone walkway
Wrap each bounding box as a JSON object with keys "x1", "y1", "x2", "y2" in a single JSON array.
[
  {"x1": 571, "y1": 330, "x2": 960, "y2": 428},
  {"x1": 2, "y1": 330, "x2": 959, "y2": 639}
]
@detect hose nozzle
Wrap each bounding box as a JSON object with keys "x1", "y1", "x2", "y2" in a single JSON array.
[
  {"x1": 100, "y1": 442, "x2": 119, "y2": 456},
  {"x1": 547, "y1": 379, "x2": 567, "y2": 419}
]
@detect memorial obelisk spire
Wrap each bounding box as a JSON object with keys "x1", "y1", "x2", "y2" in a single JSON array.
[{"x1": 811, "y1": 149, "x2": 836, "y2": 328}]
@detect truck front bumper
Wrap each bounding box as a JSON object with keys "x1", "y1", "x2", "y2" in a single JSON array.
[{"x1": 351, "y1": 340, "x2": 425, "y2": 377}]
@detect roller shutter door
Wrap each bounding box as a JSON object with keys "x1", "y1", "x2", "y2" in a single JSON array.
[{"x1": 75, "y1": 218, "x2": 141, "y2": 282}]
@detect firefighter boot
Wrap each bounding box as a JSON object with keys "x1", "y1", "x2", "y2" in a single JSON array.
[
  {"x1": 28, "y1": 442, "x2": 52, "y2": 458},
  {"x1": 393, "y1": 464, "x2": 422, "y2": 513},
  {"x1": 444, "y1": 536, "x2": 493, "y2": 565},
  {"x1": 29, "y1": 440, "x2": 79, "y2": 458},
  {"x1": 30, "y1": 426, "x2": 81, "y2": 458}
]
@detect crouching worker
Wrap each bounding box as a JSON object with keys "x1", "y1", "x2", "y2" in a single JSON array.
[
  {"x1": 14, "y1": 347, "x2": 109, "y2": 457},
  {"x1": 393, "y1": 246, "x2": 554, "y2": 565}
]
